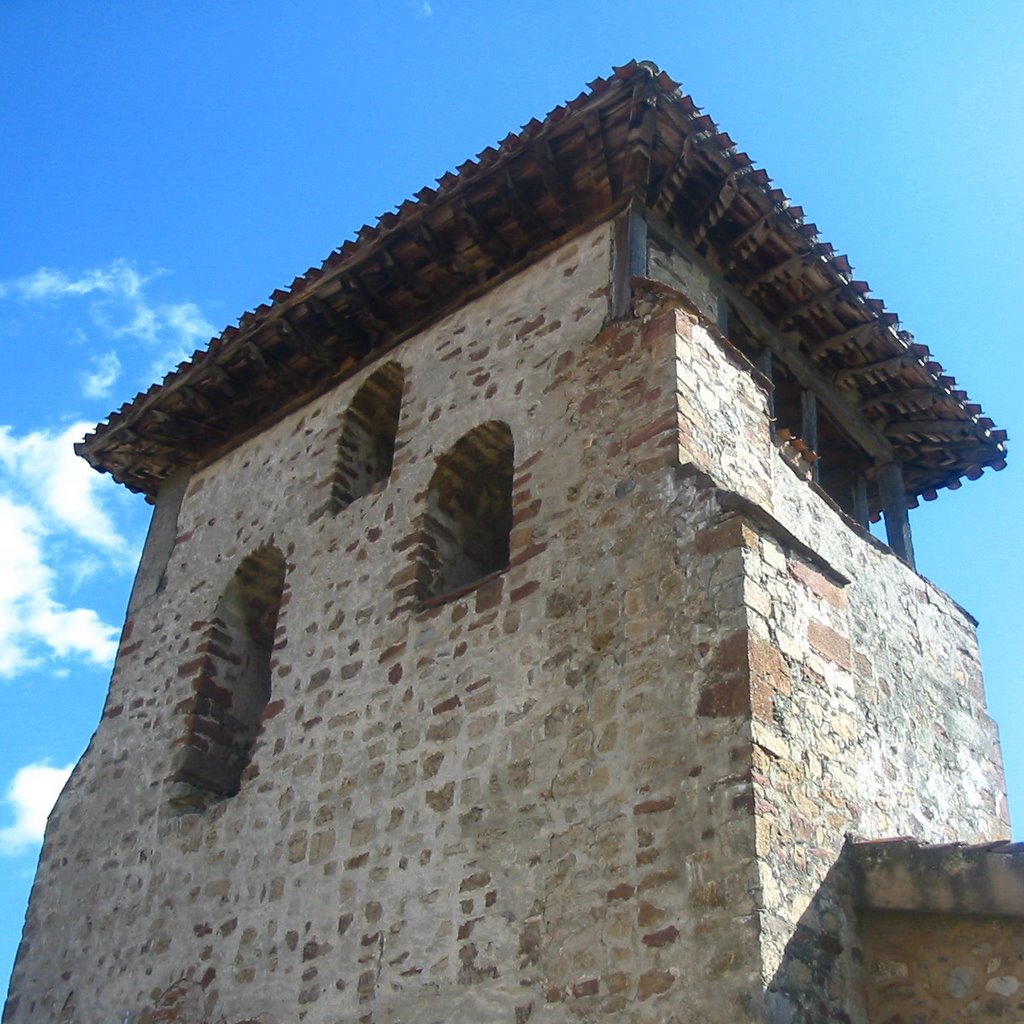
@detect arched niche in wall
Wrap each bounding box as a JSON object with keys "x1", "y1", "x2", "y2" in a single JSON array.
[
  {"x1": 168, "y1": 544, "x2": 286, "y2": 815},
  {"x1": 330, "y1": 361, "x2": 405, "y2": 513},
  {"x1": 417, "y1": 420, "x2": 514, "y2": 600}
]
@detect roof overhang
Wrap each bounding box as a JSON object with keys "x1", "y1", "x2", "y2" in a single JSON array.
[{"x1": 77, "y1": 61, "x2": 1007, "y2": 501}]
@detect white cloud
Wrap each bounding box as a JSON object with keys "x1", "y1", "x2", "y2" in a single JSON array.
[
  {"x1": 81, "y1": 350, "x2": 122, "y2": 399},
  {"x1": 0, "y1": 762, "x2": 74, "y2": 855},
  {"x1": 0, "y1": 422, "x2": 129, "y2": 553},
  {"x1": 0, "y1": 261, "x2": 207, "y2": 679},
  {"x1": 1, "y1": 259, "x2": 216, "y2": 385},
  {"x1": 144, "y1": 300, "x2": 216, "y2": 376},
  {"x1": 98, "y1": 294, "x2": 215, "y2": 380},
  {"x1": 0, "y1": 423, "x2": 132, "y2": 678},
  {"x1": 0, "y1": 495, "x2": 119, "y2": 678},
  {"x1": 5, "y1": 261, "x2": 150, "y2": 303}
]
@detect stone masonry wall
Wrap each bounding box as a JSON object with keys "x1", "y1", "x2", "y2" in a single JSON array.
[
  {"x1": 861, "y1": 910, "x2": 1024, "y2": 1021},
  {"x1": 650, "y1": 270, "x2": 1008, "y2": 1022},
  {"x1": 6, "y1": 221, "x2": 1009, "y2": 1024},
  {"x1": 8, "y1": 226, "x2": 773, "y2": 1024}
]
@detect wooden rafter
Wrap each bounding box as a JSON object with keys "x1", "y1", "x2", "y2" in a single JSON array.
[
  {"x1": 277, "y1": 316, "x2": 334, "y2": 375},
  {"x1": 619, "y1": 76, "x2": 659, "y2": 201},
  {"x1": 539, "y1": 139, "x2": 580, "y2": 230},
  {"x1": 692, "y1": 169, "x2": 743, "y2": 248},
  {"x1": 647, "y1": 131, "x2": 694, "y2": 210},
  {"x1": 810, "y1": 320, "x2": 885, "y2": 358},
  {"x1": 776, "y1": 282, "x2": 851, "y2": 327},
  {"x1": 859, "y1": 388, "x2": 939, "y2": 413},
  {"x1": 741, "y1": 250, "x2": 821, "y2": 292},
  {"x1": 716, "y1": 205, "x2": 782, "y2": 273},
  {"x1": 582, "y1": 110, "x2": 615, "y2": 204},
  {"x1": 834, "y1": 355, "x2": 919, "y2": 385},
  {"x1": 884, "y1": 419, "x2": 988, "y2": 440},
  {"x1": 417, "y1": 221, "x2": 479, "y2": 282}
]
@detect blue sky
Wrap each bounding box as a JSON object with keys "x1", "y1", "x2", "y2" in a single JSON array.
[{"x1": 2, "y1": 0, "x2": 1021, "y2": 993}]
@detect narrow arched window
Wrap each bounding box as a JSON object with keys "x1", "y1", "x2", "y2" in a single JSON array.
[
  {"x1": 331, "y1": 362, "x2": 404, "y2": 513},
  {"x1": 417, "y1": 421, "x2": 514, "y2": 600},
  {"x1": 169, "y1": 545, "x2": 285, "y2": 813}
]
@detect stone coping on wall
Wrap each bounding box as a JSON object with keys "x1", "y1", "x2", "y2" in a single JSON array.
[{"x1": 850, "y1": 838, "x2": 1024, "y2": 919}]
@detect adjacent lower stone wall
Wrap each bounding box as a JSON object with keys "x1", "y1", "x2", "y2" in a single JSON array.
[{"x1": 861, "y1": 911, "x2": 1024, "y2": 1021}]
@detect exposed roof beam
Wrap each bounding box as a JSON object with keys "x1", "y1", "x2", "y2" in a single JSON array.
[
  {"x1": 619, "y1": 76, "x2": 659, "y2": 200},
  {"x1": 241, "y1": 341, "x2": 304, "y2": 388},
  {"x1": 834, "y1": 355, "x2": 919, "y2": 385},
  {"x1": 741, "y1": 250, "x2": 821, "y2": 292},
  {"x1": 201, "y1": 363, "x2": 240, "y2": 398},
  {"x1": 277, "y1": 316, "x2": 334, "y2": 374},
  {"x1": 648, "y1": 132, "x2": 694, "y2": 209},
  {"x1": 715, "y1": 205, "x2": 781, "y2": 272},
  {"x1": 691, "y1": 170, "x2": 742, "y2": 248},
  {"x1": 810, "y1": 320, "x2": 887, "y2": 358},
  {"x1": 582, "y1": 110, "x2": 615, "y2": 204},
  {"x1": 417, "y1": 221, "x2": 479, "y2": 282},
  {"x1": 309, "y1": 291, "x2": 379, "y2": 351},
  {"x1": 776, "y1": 283, "x2": 852, "y2": 327},
  {"x1": 539, "y1": 139, "x2": 579, "y2": 230},
  {"x1": 178, "y1": 385, "x2": 216, "y2": 418},
  {"x1": 860, "y1": 388, "x2": 939, "y2": 413},
  {"x1": 454, "y1": 197, "x2": 513, "y2": 263},
  {"x1": 884, "y1": 419, "x2": 990, "y2": 440},
  {"x1": 149, "y1": 407, "x2": 228, "y2": 439},
  {"x1": 501, "y1": 166, "x2": 554, "y2": 249}
]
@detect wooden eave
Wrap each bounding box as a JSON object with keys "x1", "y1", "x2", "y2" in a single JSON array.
[{"x1": 77, "y1": 61, "x2": 1006, "y2": 503}]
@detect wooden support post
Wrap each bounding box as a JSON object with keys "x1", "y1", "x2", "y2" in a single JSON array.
[
  {"x1": 128, "y1": 467, "x2": 191, "y2": 613},
  {"x1": 801, "y1": 389, "x2": 819, "y2": 482},
  {"x1": 612, "y1": 206, "x2": 648, "y2": 319},
  {"x1": 852, "y1": 474, "x2": 869, "y2": 528},
  {"x1": 716, "y1": 291, "x2": 729, "y2": 334},
  {"x1": 878, "y1": 461, "x2": 916, "y2": 569},
  {"x1": 758, "y1": 348, "x2": 775, "y2": 421}
]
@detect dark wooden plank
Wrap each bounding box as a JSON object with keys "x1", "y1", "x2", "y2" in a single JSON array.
[
  {"x1": 878, "y1": 461, "x2": 915, "y2": 568},
  {"x1": 852, "y1": 474, "x2": 869, "y2": 527},
  {"x1": 801, "y1": 389, "x2": 819, "y2": 481},
  {"x1": 810, "y1": 320, "x2": 883, "y2": 358},
  {"x1": 612, "y1": 207, "x2": 648, "y2": 319},
  {"x1": 834, "y1": 355, "x2": 918, "y2": 385}
]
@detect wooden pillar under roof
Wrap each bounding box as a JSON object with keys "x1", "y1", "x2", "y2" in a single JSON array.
[
  {"x1": 612, "y1": 206, "x2": 649, "y2": 319},
  {"x1": 801, "y1": 389, "x2": 819, "y2": 482},
  {"x1": 878, "y1": 461, "x2": 916, "y2": 569},
  {"x1": 852, "y1": 474, "x2": 869, "y2": 529},
  {"x1": 758, "y1": 348, "x2": 775, "y2": 421}
]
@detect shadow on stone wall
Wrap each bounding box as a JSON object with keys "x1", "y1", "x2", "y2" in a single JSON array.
[
  {"x1": 763, "y1": 842, "x2": 866, "y2": 1024},
  {"x1": 763, "y1": 836, "x2": 1024, "y2": 1023}
]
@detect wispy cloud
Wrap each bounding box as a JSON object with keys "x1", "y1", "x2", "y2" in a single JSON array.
[
  {"x1": 1, "y1": 262, "x2": 151, "y2": 303},
  {"x1": 0, "y1": 494, "x2": 120, "y2": 677},
  {"x1": 1, "y1": 259, "x2": 216, "y2": 387},
  {"x1": 0, "y1": 262, "x2": 201, "y2": 680},
  {"x1": 81, "y1": 351, "x2": 122, "y2": 399},
  {"x1": 0, "y1": 424, "x2": 132, "y2": 678},
  {"x1": 0, "y1": 423, "x2": 130, "y2": 553},
  {"x1": 0, "y1": 761, "x2": 74, "y2": 855}
]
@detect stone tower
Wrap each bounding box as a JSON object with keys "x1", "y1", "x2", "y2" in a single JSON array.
[{"x1": 5, "y1": 63, "x2": 1020, "y2": 1024}]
